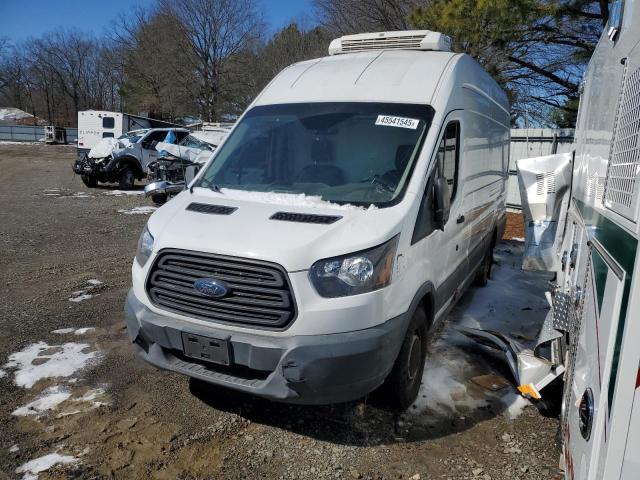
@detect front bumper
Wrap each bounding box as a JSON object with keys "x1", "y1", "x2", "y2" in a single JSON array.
[
  {"x1": 144, "y1": 181, "x2": 185, "y2": 197},
  {"x1": 125, "y1": 290, "x2": 410, "y2": 404}
]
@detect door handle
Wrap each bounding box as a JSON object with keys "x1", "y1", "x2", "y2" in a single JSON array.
[{"x1": 456, "y1": 215, "x2": 465, "y2": 224}]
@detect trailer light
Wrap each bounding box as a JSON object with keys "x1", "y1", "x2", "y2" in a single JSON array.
[
  {"x1": 310, "y1": 235, "x2": 398, "y2": 297},
  {"x1": 136, "y1": 225, "x2": 154, "y2": 267}
]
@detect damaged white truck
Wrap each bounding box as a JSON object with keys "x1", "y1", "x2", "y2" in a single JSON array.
[
  {"x1": 125, "y1": 30, "x2": 510, "y2": 410},
  {"x1": 73, "y1": 127, "x2": 189, "y2": 189}
]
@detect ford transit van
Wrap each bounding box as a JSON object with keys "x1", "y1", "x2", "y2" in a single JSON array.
[{"x1": 125, "y1": 30, "x2": 509, "y2": 409}]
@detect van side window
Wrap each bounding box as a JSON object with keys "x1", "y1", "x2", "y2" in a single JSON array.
[
  {"x1": 411, "y1": 173, "x2": 436, "y2": 244},
  {"x1": 102, "y1": 117, "x2": 115, "y2": 129},
  {"x1": 437, "y1": 122, "x2": 459, "y2": 200}
]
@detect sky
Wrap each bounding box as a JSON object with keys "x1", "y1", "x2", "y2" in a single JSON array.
[{"x1": 0, "y1": 0, "x2": 316, "y2": 43}]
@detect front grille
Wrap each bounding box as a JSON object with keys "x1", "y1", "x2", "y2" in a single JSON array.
[
  {"x1": 146, "y1": 249, "x2": 296, "y2": 329},
  {"x1": 270, "y1": 211, "x2": 342, "y2": 224}
]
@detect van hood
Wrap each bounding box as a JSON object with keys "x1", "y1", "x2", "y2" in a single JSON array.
[{"x1": 147, "y1": 188, "x2": 407, "y2": 272}]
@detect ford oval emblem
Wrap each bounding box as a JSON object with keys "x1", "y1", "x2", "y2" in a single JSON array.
[{"x1": 193, "y1": 278, "x2": 229, "y2": 298}]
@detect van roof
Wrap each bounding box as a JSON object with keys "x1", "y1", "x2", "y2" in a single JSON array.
[{"x1": 254, "y1": 50, "x2": 460, "y2": 107}]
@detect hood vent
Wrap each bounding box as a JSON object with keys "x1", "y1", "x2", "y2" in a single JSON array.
[
  {"x1": 186, "y1": 203, "x2": 237, "y2": 215},
  {"x1": 270, "y1": 211, "x2": 342, "y2": 225}
]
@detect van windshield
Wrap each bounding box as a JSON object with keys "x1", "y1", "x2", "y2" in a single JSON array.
[{"x1": 197, "y1": 103, "x2": 434, "y2": 207}]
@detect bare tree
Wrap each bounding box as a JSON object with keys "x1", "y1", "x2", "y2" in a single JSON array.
[
  {"x1": 158, "y1": 0, "x2": 265, "y2": 121},
  {"x1": 314, "y1": 0, "x2": 419, "y2": 35}
]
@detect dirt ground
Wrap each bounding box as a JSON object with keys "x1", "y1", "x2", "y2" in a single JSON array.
[
  {"x1": 0, "y1": 144, "x2": 561, "y2": 480},
  {"x1": 503, "y1": 213, "x2": 525, "y2": 241}
]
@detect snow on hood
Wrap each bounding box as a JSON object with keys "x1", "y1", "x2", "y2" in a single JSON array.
[
  {"x1": 147, "y1": 188, "x2": 403, "y2": 272},
  {"x1": 216, "y1": 188, "x2": 376, "y2": 211},
  {"x1": 156, "y1": 141, "x2": 214, "y2": 165},
  {"x1": 88, "y1": 138, "x2": 118, "y2": 159}
]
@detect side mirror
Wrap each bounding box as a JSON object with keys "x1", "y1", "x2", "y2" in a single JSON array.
[
  {"x1": 433, "y1": 176, "x2": 451, "y2": 231},
  {"x1": 141, "y1": 140, "x2": 150, "y2": 149}
]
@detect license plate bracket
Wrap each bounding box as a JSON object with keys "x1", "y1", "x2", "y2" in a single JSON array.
[{"x1": 181, "y1": 332, "x2": 231, "y2": 366}]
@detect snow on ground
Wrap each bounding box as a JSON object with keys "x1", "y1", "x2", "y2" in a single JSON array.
[
  {"x1": 9, "y1": 444, "x2": 20, "y2": 453},
  {"x1": 53, "y1": 327, "x2": 94, "y2": 335},
  {"x1": 12, "y1": 386, "x2": 71, "y2": 417},
  {"x1": 409, "y1": 243, "x2": 551, "y2": 421},
  {"x1": 3, "y1": 342, "x2": 101, "y2": 389},
  {"x1": 52, "y1": 328, "x2": 75, "y2": 334},
  {"x1": 118, "y1": 206, "x2": 157, "y2": 215},
  {"x1": 104, "y1": 189, "x2": 145, "y2": 196},
  {"x1": 68, "y1": 279, "x2": 103, "y2": 303},
  {"x1": 55, "y1": 387, "x2": 109, "y2": 417},
  {"x1": 0, "y1": 368, "x2": 7, "y2": 378},
  {"x1": 0, "y1": 107, "x2": 33, "y2": 121},
  {"x1": 208, "y1": 188, "x2": 376, "y2": 211},
  {"x1": 16, "y1": 453, "x2": 78, "y2": 480},
  {"x1": 71, "y1": 192, "x2": 92, "y2": 199},
  {"x1": 68, "y1": 293, "x2": 96, "y2": 303},
  {"x1": 0, "y1": 141, "x2": 43, "y2": 146}
]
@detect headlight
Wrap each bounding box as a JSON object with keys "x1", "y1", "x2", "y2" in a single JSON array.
[
  {"x1": 309, "y1": 236, "x2": 399, "y2": 298},
  {"x1": 136, "y1": 225, "x2": 154, "y2": 266}
]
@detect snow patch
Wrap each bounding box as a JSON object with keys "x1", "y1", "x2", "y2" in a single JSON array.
[
  {"x1": 71, "y1": 192, "x2": 92, "y2": 199},
  {"x1": 68, "y1": 279, "x2": 103, "y2": 303},
  {"x1": 74, "y1": 327, "x2": 94, "y2": 335},
  {"x1": 211, "y1": 188, "x2": 375, "y2": 211},
  {"x1": 56, "y1": 387, "x2": 109, "y2": 417},
  {"x1": 3, "y1": 342, "x2": 101, "y2": 389},
  {"x1": 53, "y1": 327, "x2": 94, "y2": 335},
  {"x1": 9, "y1": 444, "x2": 19, "y2": 453},
  {"x1": 408, "y1": 244, "x2": 550, "y2": 420},
  {"x1": 16, "y1": 453, "x2": 78, "y2": 480},
  {"x1": 104, "y1": 189, "x2": 145, "y2": 196},
  {"x1": 68, "y1": 293, "x2": 95, "y2": 303},
  {"x1": 52, "y1": 328, "x2": 75, "y2": 335},
  {"x1": 0, "y1": 107, "x2": 33, "y2": 121},
  {"x1": 12, "y1": 386, "x2": 71, "y2": 417},
  {"x1": 0, "y1": 140, "x2": 42, "y2": 146},
  {"x1": 118, "y1": 206, "x2": 157, "y2": 215},
  {"x1": 0, "y1": 368, "x2": 7, "y2": 379}
]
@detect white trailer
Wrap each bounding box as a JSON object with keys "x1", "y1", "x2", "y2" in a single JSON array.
[
  {"x1": 512, "y1": 2, "x2": 640, "y2": 478},
  {"x1": 76, "y1": 110, "x2": 183, "y2": 156}
]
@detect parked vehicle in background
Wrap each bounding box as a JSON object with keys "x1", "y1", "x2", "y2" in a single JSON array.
[
  {"x1": 73, "y1": 128, "x2": 189, "y2": 189},
  {"x1": 76, "y1": 110, "x2": 184, "y2": 157},
  {"x1": 145, "y1": 130, "x2": 229, "y2": 204},
  {"x1": 512, "y1": 2, "x2": 640, "y2": 478},
  {"x1": 125, "y1": 30, "x2": 510, "y2": 409},
  {"x1": 44, "y1": 125, "x2": 67, "y2": 144}
]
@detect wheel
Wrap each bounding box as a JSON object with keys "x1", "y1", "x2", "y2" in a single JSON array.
[
  {"x1": 80, "y1": 174, "x2": 97, "y2": 188},
  {"x1": 118, "y1": 167, "x2": 135, "y2": 190},
  {"x1": 379, "y1": 307, "x2": 428, "y2": 411},
  {"x1": 473, "y1": 246, "x2": 493, "y2": 287},
  {"x1": 151, "y1": 193, "x2": 168, "y2": 205}
]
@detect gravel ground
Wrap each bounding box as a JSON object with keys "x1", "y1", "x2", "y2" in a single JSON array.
[{"x1": 0, "y1": 144, "x2": 562, "y2": 480}]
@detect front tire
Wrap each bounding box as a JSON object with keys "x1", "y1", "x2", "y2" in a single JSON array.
[
  {"x1": 80, "y1": 174, "x2": 97, "y2": 188},
  {"x1": 473, "y1": 246, "x2": 493, "y2": 287},
  {"x1": 151, "y1": 193, "x2": 168, "y2": 205},
  {"x1": 379, "y1": 307, "x2": 428, "y2": 411},
  {"x1": 118, "y1": 167, "x2": 135, "y2": 190}
]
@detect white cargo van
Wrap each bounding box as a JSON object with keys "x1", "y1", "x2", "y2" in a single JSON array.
[{"x1": 125, "y1": 30, "x2": 510, "y2": 409}]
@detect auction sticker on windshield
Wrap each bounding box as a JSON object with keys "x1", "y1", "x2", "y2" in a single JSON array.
[{"x1": 375, "y1": 115, "x2": 420, "y2": 129}]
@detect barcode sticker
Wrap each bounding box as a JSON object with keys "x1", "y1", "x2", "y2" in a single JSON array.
[{"x1": 375, "y1": 115, "x2": 420, "y2": 130}]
